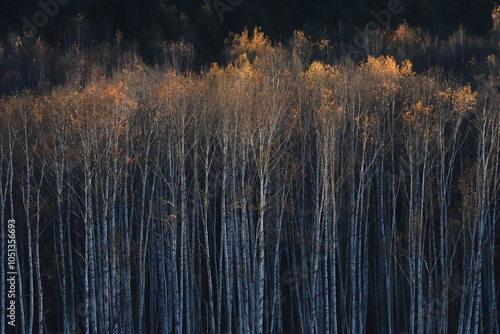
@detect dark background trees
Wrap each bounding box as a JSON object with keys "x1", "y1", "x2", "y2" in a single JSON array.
[{"x1": 1, "y1": 0, "x2": 497, "y2": 59}]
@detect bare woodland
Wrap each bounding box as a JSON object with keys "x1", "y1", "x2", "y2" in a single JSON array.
[{"x1": 1, "y1": 24, "x2": 500, "y2": 333}]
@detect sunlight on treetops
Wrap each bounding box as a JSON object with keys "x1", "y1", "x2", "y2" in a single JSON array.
[
  {"x1": 155, "y1": 73, "x2": 197, "y2": 114},
  {"x1": 402, "y1": 101, "x2": 436, "y2": 138},
  {"x1": 486, "y1": 54, "x2": 497, "y2": 69},
  {"x1": 208, "y1": 53, "x2": 261, "y2": 91},
  {"x1": 69, "y1": 81, "x2": 137, "y2": 132},
  {"x1": 436, "y1": 87, "x2": 453, "y2": 103},
  {"x1": 362, "y1": 55, "x2": 414, "y2": 79},
  {"x1": 86, "y1": 82, "x2": 136, "y2": 116},
  {"x1": 228, "y1": 27, "x2": 272, "y2": 63},
  {"x1": 290, "y1": 30, "x2": 312, "y2": 59},
  {"x1": 231, "y1": 53, "x2": 256, "y2": 77},
  {"x1": 392, "y1": 21, "x2": 420, "y2": 44},
  {"x1": 452, "y1": 84, "x2": 477, "y2": 115},
  {"x1": 303, "y1": 61, "x2": 338, "y2": 89},
  {"x1": 435, "y1": 85, "x2": 477, "y2": 118},
  {"x1": 492, "y1": 5, "x2": 500, "y2": 32},
  {"x1": 32, "y1": 95, "x2": 51, "y2": 123},
  {"x1": 315, "y1": 90, "x2": 345, "y2": 121},
  {"x1": 359, "y1": 56, "x2": 413, "y2": 99}
]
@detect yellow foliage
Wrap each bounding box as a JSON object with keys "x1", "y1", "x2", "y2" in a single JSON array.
[
  {"x1": 32, "y1": 96, "x2": 50, "y2": 123},
  {"x1": 209, "y1": 53, "x2": 259, "y2": 83},
  {"x1": 317, "y1": 38, "x2": 330, "y2": 50},
  {"x1": 290, "y1": 30, "x2": 312, "y2": 56},
  {"x1": 359, "y1": 113, "x2": 379, "y2": 142},
  {"x1": 293, "y1": 30, "x2": 307, "y2": 42},
  {"x1": 487, "y1": 54, "x2": 496, "y2": 63},
  {"x1": 304, "y1": 61, "x2": 337, "y2": 88},
  {"x1": 402, "y1": 101, "x2": 435, "y2": 138},
  {"x1": 436, "y1": 87, "x2": 453, "y2": 102},
  {"x1": 156, "y1": 73, "x2": 194, "y2": 112},
  {"x1": 207, "y1": 52, "x2": 262, "y2": 111},
  {"x1": 392, "y1": 22, "x2": 420, "y2": 44},
  {"x1": 69, "y1": 81, "x2": 137, "y2": 135},
  {"x1": 400, "y1": 60, "x2": 414, "y2": 77},
  {"x1": 435, "y1": 85, "x2": 477, "y2": 117},
  {"x1": 452, "y1": 84, "x2": 476, "y2": 114},
  {"x1": 492, "y1": 5, "x2": 500, "y2": 32},
  {"x1": 232, "y1": 53, "x2": 257, "y2": 79},
  {"x1": 315, "y1": 90, "x2": 344, "y2": 120},
  {"x1": 362, "y1": 55, "x2": 414, "y2": 79},
  {"x1": 229, "y1": 27, "x2": 272, "y2": 63},
  {"x1": 102, "y1": 81, "x2": 138, "y2": 111},
  {"x1": 359, "y1": 56, "x2": 413, "y2": 100}
]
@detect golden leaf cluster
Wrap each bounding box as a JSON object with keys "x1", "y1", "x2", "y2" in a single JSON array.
[
  {"x1": 492, "y1": 5, "x2": 500, "y2": 32},
  {"x1": 304, "y1": 61, "x2": 338, "y2": 89},
  {"x1": 65, "y1": 81, "x2": 137, "y2": 135},
  {"x1": 362, "y1": 56, "x2": 414, "y2": 79},
  {"x1": 360, "y1": 56, "x2": 414, "y2": 99},
  {"x1": 452, "y1": 84, "x2": 477, "y2": 115},
  {"x1": 392, "y1": 22, "x2": 420, "y2": 44},
  {"x1": 402, "y1": 101, "x2": 435, "y2": 138},
  {"x1": 315, "y1": 89, "x2": 345, "y2": 122},
  {"x1": 228, "y1": 27, "x2": 272, "y2": 63}
]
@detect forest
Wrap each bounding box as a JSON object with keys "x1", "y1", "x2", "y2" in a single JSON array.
[
  {"x1": 1, "y1": 3, "x2": 500, "y2": 334},
  {"x1": 1, "y1": 0, "x2": 497, "y2": 59}
]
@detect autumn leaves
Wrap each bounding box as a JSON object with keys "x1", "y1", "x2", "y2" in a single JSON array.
[{"x1": 1, "y1": 26, "x2": 499, "y2": 333}]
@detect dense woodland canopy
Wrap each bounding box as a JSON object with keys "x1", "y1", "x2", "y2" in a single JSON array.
[{"x1": 1, "y1": 3, "x2": 500, "y2": 334}]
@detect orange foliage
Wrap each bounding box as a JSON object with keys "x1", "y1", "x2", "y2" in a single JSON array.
[
  {"x1": 492, "y1": 5, "x2": 500, "y2": 32},
  {"x1": 402, "y1": 101, "x2": 436, "y2": 139},
  {"x1": 303, "y1": 61, "x2": 338, "y2": 89},
  {"x1": 159, "y1": 72, "x2": 200, "y2": 102},
  {"x1": 434, "y1": 84, "x2": 477, "y2": 119},
  {"x1": 359, "y1": 113, "x2": 379, "y2": 142},
  {"x1": 290, "y1": 30, "x2": 313, "y2": 63},
  {"x1": 207, "y1": 54, "x2": 261, "y2": 120},
  {"x1": 392, "y1": 22, "x2": 420, "y2": 44},
  {"x1": 228, "y1": 27, "x2": 272, "y2": 63},
  {"x1": 68, "y1": 81, "x2": 137, "y2": 138},
  {"x1": 360, "y1": 56, "x2": 414, "y2": 99},
  {"x1": 362, "y1": 55, "x2": 414, "y2": 79},
  {"x1": 315, "y1": 89, "x2": 345, "y2": 121},
  {"x1": 452, "y1": 84, "x2": 477, "y2": 115}
]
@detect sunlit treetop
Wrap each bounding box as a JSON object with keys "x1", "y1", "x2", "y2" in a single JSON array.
[
  {"x1": 492, "y1": 5, "x2": 500, "y2": 32},
  {"x1": 359, "y1": 56, "x2": 414, "y2": 99},
  {"x1": 303, "y1": 61, "x2": 338, "y2": 90},
  {"x1": 65, "y1": 81, "x2": 137, "y2": 137},
  {"x1": 402, "y1": 100, "x2": 436, "y2": 139},
  {"x1": 392, "y1": 22, "x2": 421, "y2": 44},
  {"x1": 361, "y1": 56, "x2": 414, "y2": 79},
  {"x1": 452, "y1": 85, "x2": 477, "y2": 115},
  {"x1": 228, "y1": 27, "x2": 272, "y2": 64}
]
